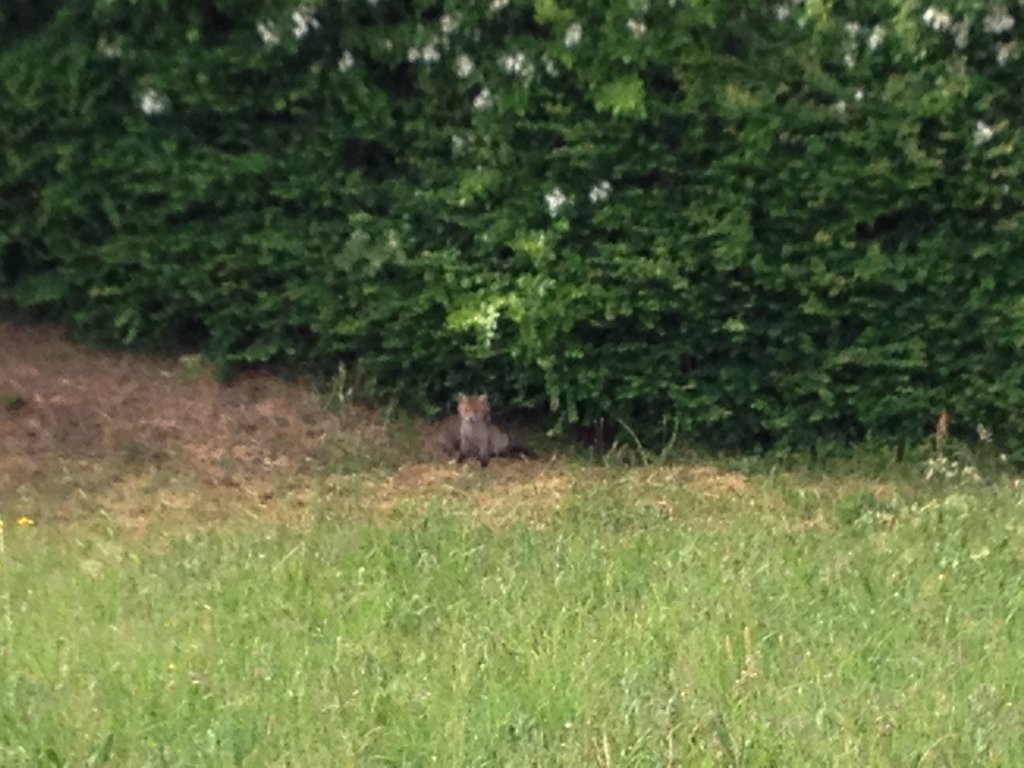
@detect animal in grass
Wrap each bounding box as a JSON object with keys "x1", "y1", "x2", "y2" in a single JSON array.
[{"x1": 436, "y1": 393, "x2": 531, "y2": 467}]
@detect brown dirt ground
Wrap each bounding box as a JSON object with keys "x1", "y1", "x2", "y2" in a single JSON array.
[{"x1": 0, "y1": 322, "x2": 395, "y2": 491}]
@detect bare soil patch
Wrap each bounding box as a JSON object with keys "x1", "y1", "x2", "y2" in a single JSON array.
[{"x1": 0, "y1": 323, "x2": 392, "y2": 490}]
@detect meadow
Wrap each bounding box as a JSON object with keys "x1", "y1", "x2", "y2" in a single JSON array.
[{"x1": 2, "y1": 448, "x2": 1022, "y2": 767}]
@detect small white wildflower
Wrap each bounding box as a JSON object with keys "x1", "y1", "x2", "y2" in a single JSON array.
[
  {"x1": 867, "y1": 24, "x2": 885, "y2": 50},
  {"x1": 421, "y1": 41, "x2": 441, "y2": 63},
  {"x1": 451, "y1": 134, "x2": 466, "y2": 152},
  {"x1": 257, "y1": 21, "x2": 280, "y2": 47},
  {"x1": 774, "y1": 4, "x2": 790, "y2": 21},
  {"x1": 97, "y1": 37, "x2": 122, "y2": 59},
  {"x1": 138, "y1": 88, "x2": 170, "y2": 116},
  {"x1": 499, "y1": 51, "x2": 532, "y2": 77},
  {"x1": 545, "y1": 187, "x2": 568, "y2": 217},
  {"x1": 489, "y1": 0, "x2": 510, "y2": 12},
  {"x1": 291, "y1": 5, "x2": 319, "y2": 40},
  {"x1": 996, "y1": 41, "x2": 1018, "y2": 65},
  {"x1": 455, "y1": 54, "x2": 475, "y2": 78},
  {"x1": 473, "y1": 88, "x2": 493, "y2": 110},
  {"x1": 564, "y1": 21, "x2": 583, "y2": 47},
  {"x1": 832, "y1": 99, "x2": 847, "y2": 114},
  {"x1": 977, "y1": 424, "x2": 993, "y2": 442},
  {"x1": 589, "y1": 180, "x2": 612, "y2": 204},
  {"x1": 974, "y1": 120, "x2": 995, "y2": 145},
  {"x1": 407, "y1": 47, "x2": 421, "y2": 63},
  {"x1": 842, "y1": 23, "x2": 859, "y2": 68},
  {"x1": 337, "y1": 50, "x2": 356, "y2": 72},
  {"x1": 999, "y1": 453, "x2": 1008, "y2": 462},
  {"x1": 924, "y1": 458, "x2": 937, "y2": 481},
  {"x1": 923, "y1": 7, "x2": 953, "y2": 31},
  {"x1": 627, "y1": 18, "x2": 647, "y2": 38},
  {"x1": 984, "y1": 4, "x2": 1015, "y2": 34},
  {"x1": 440, "y1": 14, "x2": 460, "y2": 35},
  {"x1": 543, "y1": 56, "x2": 558, "y2": 76},
  {"x1": 854, "y1": 88, "x2": 865, "y2": 102},
  {"x1": 953, "y1": 19, "x2": 970, "y2": 49}
]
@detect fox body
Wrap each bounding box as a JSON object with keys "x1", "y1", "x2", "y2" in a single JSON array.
[
  {"x1": 457, "y1": 393, "x2": 496, "y2": 467},
  {"x1": 435, "y1": 393, "x2": 525, "y2": 467}
]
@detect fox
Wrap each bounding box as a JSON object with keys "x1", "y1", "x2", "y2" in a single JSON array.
[{"x1": 435, "y1": 393, "x2": 530, "y2": 467}]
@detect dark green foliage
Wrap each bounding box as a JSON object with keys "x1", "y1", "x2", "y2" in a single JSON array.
[{"x1": 2, "y1": 1, "x2": 1022, "y2": 450}]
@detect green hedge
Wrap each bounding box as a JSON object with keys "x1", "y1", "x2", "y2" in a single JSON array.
[{"x1": 3, "y1": 1, "x2": 1023, "y2": 452}]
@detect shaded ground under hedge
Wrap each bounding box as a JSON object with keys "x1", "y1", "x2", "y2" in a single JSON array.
[{"x1": 0, "y1": 323, "x2": 400, "y2": 490}]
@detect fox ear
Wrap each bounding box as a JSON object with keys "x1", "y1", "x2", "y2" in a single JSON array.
[{"x1": 456, "y1": 392, "x2": 467, "y2": 402}]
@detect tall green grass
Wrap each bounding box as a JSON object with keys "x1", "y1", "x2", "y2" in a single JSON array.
[{"x1": 1, "y1": 476, "x2": 1022, "y2": 766}]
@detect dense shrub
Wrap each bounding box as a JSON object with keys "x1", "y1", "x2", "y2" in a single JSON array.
[{"x1": 2, "y1": 1, "x2": 1023, "y2": 452}]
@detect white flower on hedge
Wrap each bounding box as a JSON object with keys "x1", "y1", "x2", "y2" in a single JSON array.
[
  {"x1": 867, "y1": 24, "x2": 885, "y2": 50},
  {"x1": 455, "y1": 54, "x2": 475, "y2": 78},
  {"x1": 977, "y1": 423, "x2": 993, "y2": 442},
  {"x1": 440, "y1": 13, "x2": 460, "y2": 35},
  {"x1": 564, "y1": 22, "x2": 583, "y2": 47},
  {"x1": 545, "y1": 187, "x2": 568, "y2": 217},
  {"x1": 421, "y1": 41, "x2": 441, "y2": 62},
  {"x1": 974, "y1": 120, "x2": 995, "y2": 145},
  {"x1": 291, "y1": 5, "x2": 319, "y2": 39},
  {"x1": 953, "y1": 19, "x2": 970, "y2": 49},
  {"x1": 627, "y1": 18, "x2": 647, "y2": 38},
  {"x1": 854, "y1": 88, "x2": 864, "y2": 102},
  {"x1": 543, "y1": 56, "x2": 558, "y2": 76},
  {"x1": 473, "y1": 87, "x2": 493, "y2": 110},
  {"x1": 138, "y1": 88, "x2": 170, "y2": 116},
  {"x1": 97, "y1": 37, "x2": 122, "y2": 59},
  {"x1": 774, "y1": 5, "x2": 790, "y2": 21},
  {"x1": 832, "y1": 99, "x2": 847, "y2": 114},
  {"x1": 408, "y1": 42, "x2": 440, "y2": 64},
  {"x1": 984, "y1": 4, "x2": 1015, "y2": 34},
  {"x1": 451, "y1": 134, "x2": 466, "y2": 152},
  {"x1": 490, "y1": 0, "x2": 510, "y2": 12},
  {"x1": 257, "y1": 21, "x2": 280, "y2": 47},
  {"x1": 842, "y1": 22, "x2": 859, "y2": 68},
  {"x1": 923, "y1": 7, "x2": 953, "y2": 31},
  {"x1": 500, "y1": 51, "x2": 532, "y2": 77},
  {"x1": 338, "y1": 50, "x2": 356, "y2": 72},
  {"x1": 996, "y1": 41, "x2": 1018, "y2": 65},
  {"x1": 589, "y1": 180, "x2": 612, "y2": 204}
]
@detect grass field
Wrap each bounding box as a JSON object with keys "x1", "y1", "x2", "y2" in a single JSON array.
[{"x1": 2, "y1": 452, "x2": 1022, "y2": 767}]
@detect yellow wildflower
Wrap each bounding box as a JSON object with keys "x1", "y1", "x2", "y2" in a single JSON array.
[{"x1": 17, "y1": 517, "x2": 35, "y2": 527}]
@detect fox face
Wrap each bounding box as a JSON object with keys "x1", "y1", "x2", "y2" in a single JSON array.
[{"x1": 457, "y1": 393, "x2": 491, "y2": 424}]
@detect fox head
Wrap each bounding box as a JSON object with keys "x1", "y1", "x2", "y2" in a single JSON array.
[{"x1": 457, "y1": 393, "x2": 491, "y2": 423}]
